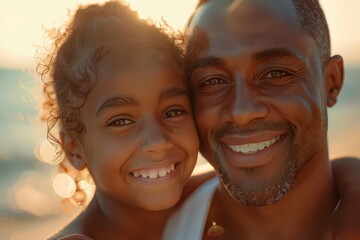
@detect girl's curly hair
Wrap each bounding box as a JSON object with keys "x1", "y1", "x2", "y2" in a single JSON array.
[{"x1": 37, "y1": 0, "x2": 185, "y2": 163}]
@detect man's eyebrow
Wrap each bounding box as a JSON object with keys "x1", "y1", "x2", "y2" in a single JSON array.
[
  {"x1": 251, "y1": 48, "x2": 303, "y2": 63},
  {"x1": 188, "y1": 56, "x2": 226, "y2": 73},
  {"x1": 159, "y1": 87, "x2": 189, "y2": 102},
  {"x1": 96, "y1": 96, "x2": 139, "y2": 117}
]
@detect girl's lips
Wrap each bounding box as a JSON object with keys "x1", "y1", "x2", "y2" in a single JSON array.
[
  {"x1": 130, "y1": 163, "x2": 176, "y2": 179},
  {"x1": 129, "y1": 162, "x2": 181, "y2": 185},
  {"x1": 220, "y1": 134, "x2": 286, "y2": 168}
]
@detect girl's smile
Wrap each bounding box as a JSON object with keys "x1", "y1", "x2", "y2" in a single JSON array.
[{"x1": 76, "y1": 53, "x2": 199, "y2": 211}]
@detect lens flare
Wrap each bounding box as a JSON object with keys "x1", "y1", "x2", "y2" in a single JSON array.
[
  {"x1": 34, "y1": 138, "x2": 59, "y2": 164},
  {"x1": 52, "y1": 173, "x2": 76, "y2": 198}
]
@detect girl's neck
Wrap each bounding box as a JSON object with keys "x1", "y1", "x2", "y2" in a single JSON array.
[{"x1": 82, "y1": 192, "x2": 172, "y2": 239}]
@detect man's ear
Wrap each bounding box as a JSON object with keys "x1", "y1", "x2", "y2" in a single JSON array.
[
  {"x1": 324, "y1": 55, "x2": 344, "y2": 107},
  {"x1": 60, "y1": 129, "x2": 87, "y2": 170}
]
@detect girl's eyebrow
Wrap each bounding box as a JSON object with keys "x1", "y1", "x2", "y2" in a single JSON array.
[
  {"x1": 96, "y1": 87, "x2": 188, "y2": 118},
  {"x1": 96, "y1": 96, "x2": 139, "y2": 117}
]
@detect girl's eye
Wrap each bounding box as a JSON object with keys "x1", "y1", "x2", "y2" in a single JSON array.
[
  {"x1": 107, "y1": 118, "x2": 134, "y2": 127},
  {"x1": 163, "y1": 109, "x2": 185, "y2": 119},
  {"x1": 262, "y1": 70, "x2": 290, "y2": 79}
]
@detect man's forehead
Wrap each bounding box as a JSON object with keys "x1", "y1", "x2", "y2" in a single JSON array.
[
  {"x1": 186, "y1": 0, "x2": 311, "y2": 59},
  {"x1": 189, "y1": 0, "x2": 300, "y2": 33}
]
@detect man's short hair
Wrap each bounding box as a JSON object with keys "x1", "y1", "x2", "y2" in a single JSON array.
[
  {"x1": 293, "y1": 0, "x2": 330, "y2": 66},
  {"x1": 188, "y1": 0, "x2": 331, "y2": 66}
]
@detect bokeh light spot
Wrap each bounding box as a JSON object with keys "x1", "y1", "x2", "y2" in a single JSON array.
[
  {"x1": 34, "y1": 138, "x2": 59, "y2": 164},
  {"x1": 52, "y1": 173, "x2": 76, "y2": 198}
]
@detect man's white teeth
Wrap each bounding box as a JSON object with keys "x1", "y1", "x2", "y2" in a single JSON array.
[
  {"x1": 131, "y1": 164, "x2": 175, "y2": 179},
  {"x1": 229, "y1": 136, "x2": 280, "y2": 154}
]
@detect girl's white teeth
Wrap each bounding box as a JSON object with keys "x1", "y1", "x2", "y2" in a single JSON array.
[
  {"x1": 131, "y1": 164, "x2": 176, "y2": 179},
  {"x1": 149, "y1": 170, "x2": 157, "y2": 179},
  {"x1": 228, "y1": 136, "x2": 280, "y2": 154},
  {"x1": 158, "y1": 168, "x2": 167, "y2": 177},
  {"x1": 140, "y1": 170, "x2": 148, "y2": 178}
]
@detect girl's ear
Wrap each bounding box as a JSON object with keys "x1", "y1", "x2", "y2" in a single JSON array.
[
  {"x1": 60, "y1": 130, "x2": 87, "y2": 170},
  {"x1": 324, "y1": 55, "x2": 344, "y2": 107}
]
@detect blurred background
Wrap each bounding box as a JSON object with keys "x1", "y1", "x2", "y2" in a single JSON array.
[{"x1": 0, "y1": 0, "x2": 359, "y2": 239}]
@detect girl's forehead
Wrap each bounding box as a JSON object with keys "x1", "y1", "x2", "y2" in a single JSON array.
[
  {"x1": 82, "y1": 53, "x2": 187, "y2": 116},
  {"x1": 95, "y1": 46, "x2": 182, "y2": 79}
]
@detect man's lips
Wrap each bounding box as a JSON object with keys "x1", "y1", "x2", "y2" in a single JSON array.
[
  {"x1": 219, "y1": 132, "x2": 286, "y2": 168},
  {"x1": 227, "y1": 136, "x2": 280, "y2": 154}
]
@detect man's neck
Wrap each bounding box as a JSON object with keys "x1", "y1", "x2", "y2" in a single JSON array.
[{"x1": 205, "y1": 151, "x2": 339, "y2": 240}]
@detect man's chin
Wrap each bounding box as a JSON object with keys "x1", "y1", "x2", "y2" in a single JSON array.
[
  {"x1": 223, "y1": 181, "x2": 289, "y2": 206},
  {"x1": 217, "y1": 159, "x2": 297, "y2": 206}
]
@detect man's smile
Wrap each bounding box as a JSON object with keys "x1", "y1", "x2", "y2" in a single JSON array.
[
  {"x1": 227, "y1": 136, "x2": 281, "y2": 154},
  {"x1": 218, "y1": 132, "x2": 287, "y2": 168}
]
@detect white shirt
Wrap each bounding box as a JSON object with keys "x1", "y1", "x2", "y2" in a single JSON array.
[{"x1": 162, "y1": 178, "x2": 219, "y2": 240}]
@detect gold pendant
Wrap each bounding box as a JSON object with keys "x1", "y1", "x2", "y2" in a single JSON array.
[{"x1": 207, "y1": 222, "x2": 225, "y2": 237}]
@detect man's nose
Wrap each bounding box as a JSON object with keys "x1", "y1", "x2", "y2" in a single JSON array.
[
  {"x1": 222, "y1": 81, "x2": 268, "y2": 125},
  {"x1": 140, "y1": 117, "x2": 173, "y2": 153}
]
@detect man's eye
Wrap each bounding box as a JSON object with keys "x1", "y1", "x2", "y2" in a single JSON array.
[
  {"x1": 163, "y1": 109, "x2": 185, "y2": 119},
  {"x1": 107, "y1": 118, "x2": 134, "y2": 127},
  {"x1": 202, "y1": 77, "x2": 228, "y2": 86},
  {"x1": 262, "y1": 70, "x2": 290, "y2": 79}
]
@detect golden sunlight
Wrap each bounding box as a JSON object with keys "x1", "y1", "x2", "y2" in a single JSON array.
[
  {"x1": 34, "y1": 138, "x2": 58, "y2": 164},
  {"x1": 1, "y1": 0, "x2": 359, "y2": 69},
  {"x1": 124, "y1": 0, "x2": 196, "y2": 31},
  {"x1": 10, "y1": 171, "x2": 60, "y2": 216},
  {"x1": 0, "y1": 0, "x2": 197, "y2": 69},
  {"x1": 52, "y1": 173, "x2": 76, "y2": 198}
]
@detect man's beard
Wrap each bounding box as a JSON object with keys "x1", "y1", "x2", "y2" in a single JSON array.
[
  {"x1": 209, "y1": 122, "x2": 309, "y2": 207},
  {"x1": 215, "y1": 146, "x2": 298, "y2": 206}
]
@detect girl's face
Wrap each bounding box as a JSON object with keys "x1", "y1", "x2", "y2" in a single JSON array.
[{"x1": 74, "y1": 54, "x2": 199, "y2": 211}]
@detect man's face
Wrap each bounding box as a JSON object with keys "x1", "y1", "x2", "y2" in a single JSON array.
[{"x1": 187, "y1": 0, "x2": 330, "y2": 206}]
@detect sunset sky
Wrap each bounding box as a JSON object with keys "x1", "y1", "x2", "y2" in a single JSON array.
[{"x1": 0, "y1": 0, "x2": 359, "y2": 69}]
